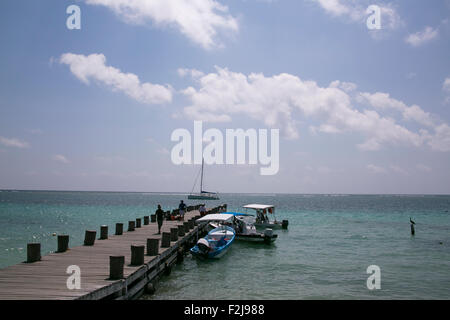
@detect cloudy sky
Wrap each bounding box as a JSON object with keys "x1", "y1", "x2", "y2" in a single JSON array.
[{"x1": 0, "y1": 0, "x2": 449, "y2": 194}]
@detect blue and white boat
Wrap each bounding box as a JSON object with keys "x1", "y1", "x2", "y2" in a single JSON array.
[
  {"x1": 212, "y1": 212, "x2": 278, "y2": 244},
  {"x1": 190, "y1": 214, "x2": 235, "y2": 259}
]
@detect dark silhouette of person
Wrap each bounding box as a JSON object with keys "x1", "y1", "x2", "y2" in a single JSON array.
[
  {"x1": 179, "y1": 200, "x2": 187, "y2": 221},
  {"x1": 410, "y1": 217, "x2": 415, "y2": 236},
  {"x1": 156, "y1": 204, "x2": 164, "y2": 234}
]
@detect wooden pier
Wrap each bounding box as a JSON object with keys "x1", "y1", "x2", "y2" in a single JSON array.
[{"x1": 0, "y1": 204, "x2": 226, "y2": 300}]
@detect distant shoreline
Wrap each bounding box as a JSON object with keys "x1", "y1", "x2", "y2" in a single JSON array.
[{"x1": 0, "y1": 189, "x2": 449, "y2": 196}]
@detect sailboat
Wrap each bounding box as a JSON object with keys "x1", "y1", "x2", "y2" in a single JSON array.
[{"x1": 188, "y1": 158, "x2": 219, "y2": 200}]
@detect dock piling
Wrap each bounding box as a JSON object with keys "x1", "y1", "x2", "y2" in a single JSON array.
[
  {"x1": 27, "y1": 243, "x2": 41, "y2": 263},
  {"x1": 146, "y1": 238, "x2": 159, "y2": 256},
  {"x1": 143, "y1": 216, "x2": 149, "y2": 225},
  {"x1": 100, "y1": 225, "x2": 108, "y2": 240},
  {"x1": 84, "y1": 230, "x2": 96, "y2": 246},
  {"x1": 128, "y1": 221, "x2": 135, "y2": 232},
  {"x1": 57, "y1": 235, "x2": 69, "y2": 253},
  {"x1": 136, "y1": 218, "x2": 142, "y2": 228},
  {"x1": 161, "y1": 232, "x2": 171, "y2": 248},
  {"x1": 109, "y1": 256, "x2": 124, "y2": 280},
  {"x1": 130, "y1": 245, "x2": 145, "y2": 266},
  {"x1": 178, "y1": 225, "x2": 185, "y2": 237},
  {"x1": 115, "y1": 223, "x2": 123, "y2": 235},
  {"x1": 170, "y1": 228, "x2": 178, "y2": 242}
]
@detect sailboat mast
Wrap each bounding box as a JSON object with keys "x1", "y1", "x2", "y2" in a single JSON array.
[{"x1": 200, "y1": 158, "x2": 204, "y2": 193}]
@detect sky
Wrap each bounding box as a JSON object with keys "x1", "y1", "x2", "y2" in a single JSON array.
[{"x1": 0, "y1": 0, "x2": 449, "y2": 194}]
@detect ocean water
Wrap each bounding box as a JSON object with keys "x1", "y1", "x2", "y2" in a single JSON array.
[{"x1": 0, "y1": 191, "x2": 449, "y2": 299}]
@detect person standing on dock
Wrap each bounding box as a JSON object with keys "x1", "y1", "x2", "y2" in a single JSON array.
[
  {"x1": 199, "y1": 204, "x2": 206, "y2": 216},
  {"x1": 156, "y1": 204, "x2": 164, "y2": 234},
  {"x1": 179, "y1": 200, "x2": 187, "y2": 221}
]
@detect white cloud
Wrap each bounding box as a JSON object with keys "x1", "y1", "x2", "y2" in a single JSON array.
[
  {"x1": 84, "y1": 0, "x2": 239, "y2": 49},
  {"x1": 443, "y1": 78, "x2": 450, "y2": 92},
  {"x1": 389, "y1": 165, "x2": 408, "y2": 175},
  {"x1": 416, "y1": 164, "x2": 432, "y2": 173},
  {"x1": 180, "y1": 67, "x2": 442, "y2": 151},
  {"x1": 178, "y1": 68, "x2": 205, "y2": 79},
  {"x1": 0, "y1": 136, "x2": 29, "y2": 148},
  {"x1": 53, "y1": 154, "x2": 70, "y2": 164},
  {"x1": 425, "y1": 123, "x2": 450, "y2": 152},
  {"x1": 60, "y1": 53, "x2": 172, "y2": 105},
  {"x1": 405, "y1": 26, "x2": 439, "y2": 46},
  {"x1": 367, "y1": 164, "x2": 387, "y2": 174},
  {"x1": 314, "y1": 0, "x2": 402, "y2": 30},
  {"x1": 357, "y1": 92, "x2": 435, "y2": 127}
]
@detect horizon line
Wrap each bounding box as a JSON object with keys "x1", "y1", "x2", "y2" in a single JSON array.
[{"x1": 0, "y1": 189, "x2": 449, "y2": 196}]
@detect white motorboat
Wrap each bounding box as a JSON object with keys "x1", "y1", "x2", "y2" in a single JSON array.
[
  {"x1": 242, "y1": 204, "x2": 289, "y2": 230},
  {"x1": 211, "y1": 212, "x2": 278, "y2": 244}
]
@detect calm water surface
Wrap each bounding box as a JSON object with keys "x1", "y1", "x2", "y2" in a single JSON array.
[{"x1": 0, "y1": 191, "x2": 449, "y2": 299}]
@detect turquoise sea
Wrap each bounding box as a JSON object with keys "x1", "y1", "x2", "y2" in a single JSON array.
[{"x1": 0, "y1": 191, "x2": 449, "y2": 299}]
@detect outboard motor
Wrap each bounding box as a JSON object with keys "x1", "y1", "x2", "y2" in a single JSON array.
[
  {"x1": 264, "y1": 228, "x2": 273, "y2": 238},
  {"x1": 263, "y1": 228, "x2": 273, "y2": 244},
  {"x1": 197, "y1": 238, "x2": 210, "y2": 254},
  {"x1": 282, "y1": 220, "x2": 289, "y2": 229}
]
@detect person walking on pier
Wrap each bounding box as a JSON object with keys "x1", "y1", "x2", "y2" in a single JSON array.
[
  {"x1": 199, "y1": 204, "x2": 206, "y2": 216},
  {"x1": 179, "y1": 200, "x2": 187, "y2": 221},
  {"x1": 156, "y1": 204, "x2": 164, "y2": 234}
]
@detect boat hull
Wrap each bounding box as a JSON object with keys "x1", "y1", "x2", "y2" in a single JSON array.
[
  {"x1": 254, "y1": 222, "x2": 283, "y2": 230},
  {"x1": 188, "y1": 194, "x2": 219, "y2": 200},
  {"x1": 235, "y1": 233, "x2": 277, "y2": 243},
  {"x1": 190, "y1": 226, "x2": 235, "y2": 259}
]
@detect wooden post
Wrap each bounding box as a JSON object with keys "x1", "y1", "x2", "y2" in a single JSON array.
[
  {"x1": 146, "y1": 238, "x2": 159, "y2": 256},
  {"x1": 177, "y1": 247, "x2": 184, "y2": 264},
  {"x1": 115, "y1": 223, "x2": 123, "y2": 235},
  {"x1": 188, "y1": 219, "x2": 194, "y2": 229},
  {"x1": 170, "y1": 228, "x2": 178, "y2": 241},
  {"x1": 178, "y1": 225, "x2": 185, "y2": 237},
  {"x1": 100, "y1": 225, "x2": 108, "y2": 240},
  {"x1": 145, "y1": 282, "x2": 156, "y2": 295},
  {"x1": 136, "y1": 218, "x2": 142, "y2": 228},
  {"x1": 57, "y1": 235, "x2": 69, "y2": 253},
  {"x1": 411, "y1": 224, "x2": 415, "y2": 236},
  {"x1": 84, "y1": 230, "x2": 96, "y2": 246},
  {"x1": 109, "y1": 256, "x2": 124, "y2": 280},
  {"x1": 143, "y1": 216, "x2": 149, "y2": 225},
  {"x1": 151, "y1": 214, "x2": 156, "y2": 223},
  {"x1": 161, "y1": 232, "x2": 171, "y2": 248},
  {"x1": 27, "y1": 243, "x2": 41, "y2": 263},
  {"x1": 130, "y1": 245, "x2": 145, "y2": 266},
  {"x1": 128, "y1": 221, "x2": 135, "y2": 232},
  {"x1": 183, "y1": 222, "x2": 190, "y2": 233}
]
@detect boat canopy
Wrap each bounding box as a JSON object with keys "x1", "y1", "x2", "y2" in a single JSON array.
[
  {"x1": 197, "y1": 213, "x2": 234, "y2": 223},
  {"x1": 242, "y1": 204, "x2": 274, "y2": 210},
  {"x1": 222, "y1": 211, "x2": 254, "y2": 217}
]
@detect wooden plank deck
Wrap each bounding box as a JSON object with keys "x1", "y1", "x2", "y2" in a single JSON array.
[{"x1": 0, "y1": 209, "x2": 210, "y2": 300}]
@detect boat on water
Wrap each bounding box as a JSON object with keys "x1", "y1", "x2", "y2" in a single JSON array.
[
  {"x1": 242, "y1": 204, "x2": 289, "y2": 230},
  {"x1": 190, "y1": 214, "x2": 235, "y2": 259},
  {"x1": 188, "y1": 158, "x2": 219, "y2": 200},
  {"x1": 212, "y1": 212, "x2": 278, "y2": 244}
]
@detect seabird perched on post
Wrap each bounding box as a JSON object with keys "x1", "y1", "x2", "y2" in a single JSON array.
[{"x1": 410, "y1": 217, "x2": 415, "y2": 235}]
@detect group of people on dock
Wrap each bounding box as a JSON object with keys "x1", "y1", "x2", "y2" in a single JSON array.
[{"x1": 154, "y1": 201, "x2": 207, "y2": 234}]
